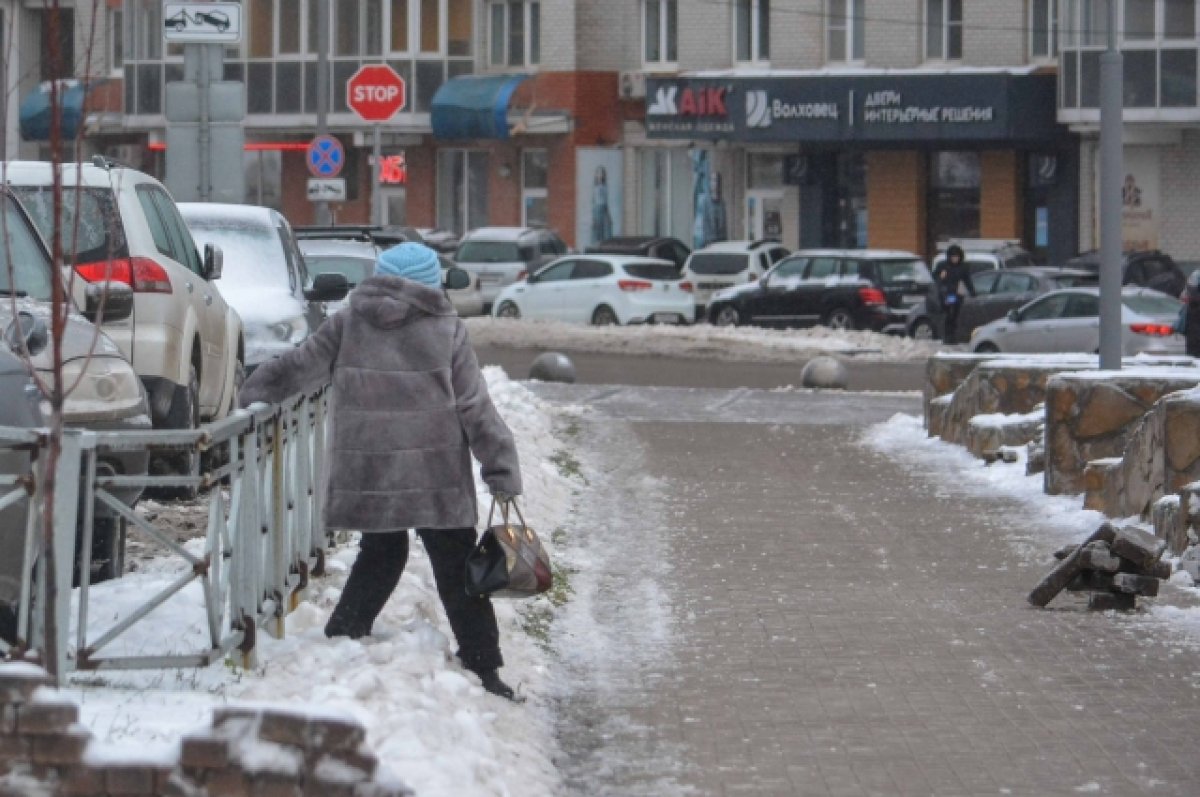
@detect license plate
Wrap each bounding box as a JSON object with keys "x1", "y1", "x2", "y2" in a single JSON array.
[
  {"x1": 652, "y1": 313, "x2": 683, "y2": 324},
  {"x1": 902, "y1": 295, "x2": 925, "y2": 305}
]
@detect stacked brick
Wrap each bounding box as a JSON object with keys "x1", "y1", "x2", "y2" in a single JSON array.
[
  {"x1": 1029, "y1": 522, "x2": 1170, "y2": 612},
  {"x1": 0, "y1": 664, "x2": 411, "y2": 797}
]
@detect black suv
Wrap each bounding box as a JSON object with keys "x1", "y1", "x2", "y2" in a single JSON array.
[
  {"x1": 586, "y1": 236, "x2": 691, "y2": 271},
  {"x1": 1063, "y1": 249, "x2": 1185, "y2": 297},
  {"x1": 706, "y1": 249, "x2": 932, "y2": 331}
]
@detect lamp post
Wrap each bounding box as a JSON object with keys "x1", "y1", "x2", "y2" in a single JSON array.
[{"x1": 1098, "y1": 0, "x2": 1124, "y2": 370}]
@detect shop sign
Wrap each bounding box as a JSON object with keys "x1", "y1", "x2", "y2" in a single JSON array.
[
  {"x1": 379, "y1": 154, "x2": 407, "y2": 185},
  {"x1": 646, "y1": 73, "x2": 1061, "y2": 145}
]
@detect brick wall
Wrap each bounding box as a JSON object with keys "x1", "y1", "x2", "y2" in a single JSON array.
[
  {"x1": 866, "y1": 150, "x2": 927, "y2": 256},
  {"x1": 576, "y1": 0, "x2": 641, "y2": 71},
  {"x1": 678, "y1": 0, "x2": 734, "y2": 72},
  {"x1": 769, "y1": 1, "x2": 824, "y2": 70},
  {"x1": 0, "y1": 664, "x2": 410, "y2": 797},
  {"x1": 981, "y1": 150, "x2": 1023, "y2": 241},
  {"x1": 538, "y1": 0, "x2": 578, "y2": 71},
  {"x1": 963, "y1": 1, "x2": 1027, "y2": 67},
  {"x1": 1158, "y1": 132, "x2": 1200, "y2": 263}
]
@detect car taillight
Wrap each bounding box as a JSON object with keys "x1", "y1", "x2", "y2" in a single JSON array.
[
  {"x1": 618, "y1": 279, "x2": 653, "y2": 292},
  {"x1": 516, "y1": 270, "x2": 527, "y2": 281},
  {"x1": 76, "y1": 257, "x2": 172, "y2": 294},
  {"x1": 858, "y1": 287, "x2": 887, "y2": 306},
  {"x1": 1129, "y1": 322, "x2": 1175, "y2": 337},
  {"x1": 678, "y1": 281, "x2": 694, "y2": 292}
]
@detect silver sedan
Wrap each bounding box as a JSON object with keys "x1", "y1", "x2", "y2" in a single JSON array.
[{"x1": 969, "y1": 287, "x2": 1186, "y2": 356}]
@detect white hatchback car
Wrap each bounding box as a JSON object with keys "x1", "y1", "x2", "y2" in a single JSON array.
[
  {"x1": 7, "y1": 161, "x2": 243, "y2": 435},
  {"x1": 682, "y1": 239, "x2": 791, "y2": 316},
  {"x1": 491, "y1": 256, "x2": 694, "y2": 325},
  {"x1": 970, "y1": 287, "x2": 1186, "y2": 356}
]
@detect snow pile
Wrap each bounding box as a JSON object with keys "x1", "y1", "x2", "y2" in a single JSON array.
[
  {"x1": 466, "y1": 317, "x2": 940, "y2": 363},
  {"x1": 65, "y1": 368, "x2": 581, "y2": 797}
]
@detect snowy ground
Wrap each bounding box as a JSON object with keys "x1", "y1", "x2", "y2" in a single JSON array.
[
  {"x1": 466, "y1": 318, "x2": 940, "y2": 363},
  {"x1": 60, "y1": 368, "x2": 587, "y2": 797},
  {"x1": 863, "y1": 413, "x2": 1200, "y2": 641}
]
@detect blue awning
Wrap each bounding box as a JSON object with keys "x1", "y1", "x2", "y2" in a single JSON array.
[
  {"x1": 432, "y1": 74, "x2": 530, "y2": 141},
  {"x1": 19, "y1": 80, "x2": 94, "y2": 142}
]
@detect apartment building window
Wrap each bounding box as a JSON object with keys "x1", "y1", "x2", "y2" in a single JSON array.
[
  {"x1": 522, "y1": 150, "x2": 549, "y2": 226},
  {"x1": 110, "y1": 7, "x2": 125, "y2": 74},
  {"x1": 925, "y1": 0, "x2": 963, "y2": 61},
  {"x1": 490, "y1": 1, "x2": 541, "y2": 67},
  {"x1": 643, "y1": 0, "x2": 678, "y2": 67},
  {"x1": 826, "y1": 0, "x2": 864, "y2": 62},
  {"x1": 1030, "y1": 0, "x2": 1058, "y2": 59},
  {"x1": 736, "y1": 0, "x2": 770, "y2": 63}
]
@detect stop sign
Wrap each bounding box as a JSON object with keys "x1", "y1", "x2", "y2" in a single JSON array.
[{"x1": 346, "y1": 65, "x2": 407, "y2": 123}]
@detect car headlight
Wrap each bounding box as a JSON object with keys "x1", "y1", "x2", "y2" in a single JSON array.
[{"x1": 51, "y1": 356, "x2": 144, "y2": 418}]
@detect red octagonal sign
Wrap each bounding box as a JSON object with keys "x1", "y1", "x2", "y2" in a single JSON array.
[{"x1": 347, "y1": 64, "x2": 407, "y2": 123}]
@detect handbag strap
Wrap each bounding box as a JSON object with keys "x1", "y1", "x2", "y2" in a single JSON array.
[{"x1": 487, "y1": 497, "x2": 522, "y2": 528}]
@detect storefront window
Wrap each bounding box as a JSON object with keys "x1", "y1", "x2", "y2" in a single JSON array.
[
  {"x1": 522, "y1": 150, "x2": 548, "y2": 226},
  {"x1": 928, "y1": 151, "x2": 981, "y2": 250},
  {"x1": 244, "y1": 150, "x2": 282, "y2": 210},
  {"x1": 836, "y1": 153, "x2": 867, "y2": 249},
  {"x1": 827, "y1": 0, "x2": 864, "y2": 63},
  {"x1": 437, "y1": 150, "x2": 489, "y2": 235},
  {"x1": 638, "y1": 149, "x2": 691, "y2": 242}
]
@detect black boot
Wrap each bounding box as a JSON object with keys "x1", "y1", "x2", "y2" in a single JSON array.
[{"x1": 474, "y1": 669, "x2": 523, "y2": 702}]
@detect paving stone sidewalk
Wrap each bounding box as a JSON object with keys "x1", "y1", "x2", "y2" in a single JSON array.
[{"x1": 546, "y1": 386, "x2": 1200, "y2": 797}]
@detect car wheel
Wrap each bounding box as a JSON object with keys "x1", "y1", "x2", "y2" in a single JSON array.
[
  {"x1": 910, "y1": 317, "x2": 938, "y2": 340},
  {"x1": 496, "y1": 301, "x2": 521, "y2": 319},
  {"x1": 974, "y1": 341, "x2": 1000, "y2": 354},
  {"x1": 824, "y1": 307, "x2": 856, "y2": 331},
  {"x1": 591, "y1": 305, "x2": 619, "y2": 326},
  {"x1": 90, "y1": 516, "x2": 126, "y2": 584},
  {"x1": 713, "y1": 305, "x2": 741, "y2": 327}
]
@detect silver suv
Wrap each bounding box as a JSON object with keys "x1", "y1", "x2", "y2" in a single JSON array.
[
  {"x1": 454, "y1": 227, "x2": 568, "y2": 310},
  {"x1": 682, "y1": 239, "x2": 791, "y2": 316},
  {"x1": 7, "y1": 161, "x2": 244, "y2": 441}
]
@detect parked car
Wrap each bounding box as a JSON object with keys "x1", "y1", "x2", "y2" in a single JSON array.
[
  {"x1": 180, "y1": 204, "x2": 348, "y2": 371},
  {"x1": 455, "y1": 227, "x2": 569, "y2": 310},
  {"x1": 906, "y1": 267, "x2": 1098, "y2": 342},
  {"x1": 0, "y1": 346, "x2": 40, "y2": 644},
  {"x1": 0, "y1": 186, "x2": 151, "y2": 585},
  {"x1": 586, "y1": 236, "x2": 691, "y2": 271},
  {"x1": 416, "y1": 227, "x2": 460, "y2": 253},
  {"x1": 932, "y1": 239, "x2": 1037, "y2": 276},
  {"x1": 492, "y1": 256, "x2": 694, "y2": 325},
  {"x1": 1063, "y1": 249, "x2": 1187, "y2": 297},
  {"x1": 297, "y1": 235, "x2": 485, "y2": 317},
  {"x1": 707, "y1": 249, "x2": 930, "y2": 332},
  {"x1": 682, "y1": 239, "x2": 790, "y2": 317},
  {"x1": 6, "y1": 161, "x2": 244, "y2": 448},
  {"x1": 969, "y1": 287, "x2": 1185, "y2": 356},
  {"x1": 294, "y1": 224, "x2": 423, "y2": 249}
]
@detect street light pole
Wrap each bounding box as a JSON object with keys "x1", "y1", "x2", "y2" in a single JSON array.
[
  {"x1": 315, "y1": 0, "x2": 332, "y2": 225},
  {"x1": 1098, "y1": 0, "x2": 1124, "y2": 370}
]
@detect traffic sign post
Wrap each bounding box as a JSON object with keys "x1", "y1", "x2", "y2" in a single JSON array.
[{"x1": 347, "y1": 65, "x2": 407, "y2": 226}]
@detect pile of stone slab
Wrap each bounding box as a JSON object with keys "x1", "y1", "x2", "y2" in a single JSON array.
[{"x1": 1029, "y1": 522, "x2": 1169, "y2": 611}]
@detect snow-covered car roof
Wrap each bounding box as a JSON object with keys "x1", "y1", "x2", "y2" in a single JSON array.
[
  {"x1": 788, "y1": 248, "x2": 922, "y2": 260},
  {"x1": 461, "y1": 226, "x2": 541, "y2": 242},
  {"x1": 3, "y1": 160, "x2": 157, "y2": 188},
  {"x1": 298, "y1": 238, "x2": 379, "y2": 258},
  {"x1": 178, "y1": 202, "x2": 279, "y2": 227},
  {"x1": 695, "y1": 239, "x2": 783, "y2": 254}
]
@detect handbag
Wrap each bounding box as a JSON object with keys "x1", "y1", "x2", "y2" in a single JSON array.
[{"x1": 464, "y1": 499, "x2": 552, "y2": 599}]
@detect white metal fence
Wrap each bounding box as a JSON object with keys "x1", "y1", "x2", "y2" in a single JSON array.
[{"x1": 0, "y1": 389, "x2": 330, "y2": 678}]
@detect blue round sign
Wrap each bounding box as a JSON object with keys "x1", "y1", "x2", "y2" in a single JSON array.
[{"x1": 307, "y1": 135, "x2": 344, "y2": 178}]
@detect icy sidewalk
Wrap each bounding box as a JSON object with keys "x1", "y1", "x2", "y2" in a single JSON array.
[{"x1": 63, "y1": 367, "x2": 584, "y2": 797}]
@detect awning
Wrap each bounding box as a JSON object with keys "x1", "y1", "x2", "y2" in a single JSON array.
[
  {"x1": 431, "y1": 74, "x2": 530, "y2": 141},
  {"x1": 20, "y1": 80, "x2": 95, "y2": 142}
]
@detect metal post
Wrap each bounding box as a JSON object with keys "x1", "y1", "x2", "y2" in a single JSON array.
[
  {"x1": 197, "y1": 44, "x2": 211, "y2": 201},
  {"x1": 372, "y1": 126, "x2": 383, "y2": 226},
  {"x1": 48, "y1": 430, "x2": 83, "y2": 680},
  {"x1": 1098, "y1": 0, "x2": 1124, "y2": 370},
  {"x1": 315, "y1": 0, "x2": 332, "y2": 225}
]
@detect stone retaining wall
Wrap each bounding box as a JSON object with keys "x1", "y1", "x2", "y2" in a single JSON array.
[{"x1": 0, "y1": 664, "x2": 410, "y2": 797}]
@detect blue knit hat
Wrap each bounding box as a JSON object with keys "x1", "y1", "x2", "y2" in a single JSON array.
[{"x1": 375, "y1": 242, "x2": 442, "y2": 288}]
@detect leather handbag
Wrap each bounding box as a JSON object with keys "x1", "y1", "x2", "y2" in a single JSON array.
[{"x1": 464, "y1": 499, "x2": 552, "y2": 599}]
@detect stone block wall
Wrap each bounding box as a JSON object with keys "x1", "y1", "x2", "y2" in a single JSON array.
[
  {"x1": 1045, "y1": 372, "x2": 1200, "y2": 496},
  {"x1": 938, "y1": 360, "x2": 1087, "y2": 446},
  {"x1": 0, "y1": 664, "x2": 410, "y2": 797}
]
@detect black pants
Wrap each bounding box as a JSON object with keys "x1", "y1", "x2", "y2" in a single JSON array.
[
  {"x1": 326, "y1": 528, "x2": 503, "y2": 672},
  {"x1": 941, "y1": 301, "x2": 962, "y2": 344}
]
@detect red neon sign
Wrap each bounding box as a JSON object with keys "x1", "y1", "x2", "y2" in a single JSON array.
[{"x1": 379, "y1": 154, "x2": 407, "y2": 185}]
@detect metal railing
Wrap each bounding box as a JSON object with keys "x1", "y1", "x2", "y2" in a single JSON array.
[{"x1": 0, "y1": 389, "x2": 330, "y2": 677}]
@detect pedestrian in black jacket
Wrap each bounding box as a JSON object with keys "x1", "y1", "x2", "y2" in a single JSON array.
[{"x1": 934, "y1": 245, "x2": 977, "y2": 344}]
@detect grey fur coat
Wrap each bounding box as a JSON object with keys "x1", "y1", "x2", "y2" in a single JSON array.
[{"x1": 238, "y1": 276, "x2": 522, "y2": 532}]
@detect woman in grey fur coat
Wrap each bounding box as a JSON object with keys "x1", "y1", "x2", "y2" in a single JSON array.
[{"x1": 239, "y1": 242, "x2": 523, "y2": 700}]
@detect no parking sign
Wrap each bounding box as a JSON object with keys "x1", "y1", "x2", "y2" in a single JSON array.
[{"x1": 307, "y1": 135, "x2": 345, "y2": 178}]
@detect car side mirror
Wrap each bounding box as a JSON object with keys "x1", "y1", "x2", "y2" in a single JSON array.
[
  {"x1": 4, "y1": 311, "x2": 49, "y2": 357},
  {"x1": 443, "y1": 267, "x2": 471, "y2": 291},
  {"x1": 304, "y1": 272, "x2": 351, "y2": 302},
  {"x1": 204, "y1": 243, "x2": 223, "y2": 280},
  {"x1": 83, "y1": 281, "x2": 134, "y2": 324},
  {"x1": 1007, "y1": 309, "x2": 1020, "y2": 323}
]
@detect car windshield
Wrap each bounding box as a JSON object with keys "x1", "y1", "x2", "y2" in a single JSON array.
[
  {"x1": 11, "y1": 186, "x2": 128, "y2": 266},
  {"x1": 184, "y1": 216, "x2": 291, "y2": 291},
  {"x1": 1123, "y1": 293, "x2": 1184, "y2": 317},
  {"x1": 457, "y1": 241, "x2": 521, "y2": 263},
  {"x1": 688, "y1": 253, "x2": 749, "y2": 275},
  {"x1": 623, "y1": 263, "x2": 680, "y2": 281},
  {"x1": 876, "y1": 259, "x2": 932, "y2": 286},
  {"x1": 305, "y1": 255, "x2": 375, "y2": 286},
  {"x1": 0, "y1": 197, "x2": 55, "y2": 301}
]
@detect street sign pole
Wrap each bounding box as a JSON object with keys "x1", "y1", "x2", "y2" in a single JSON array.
[
  {"x1": 372, "y1": 125, "x2": 382, "y2": 226},
  {"x1": 1099, "y1": 0, "x2": 1124, "y2": 371},
  {"x1": 315, "y1": 0, "x2": 332, "y2": 225}
]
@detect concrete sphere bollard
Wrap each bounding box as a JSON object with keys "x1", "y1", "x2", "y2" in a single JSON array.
[
  {"x1": 800, "y1": 356, "x2": 849, "y2": 390},
  {"x1": 529, "y1": 352, "x2": 577, "y2": 384}
]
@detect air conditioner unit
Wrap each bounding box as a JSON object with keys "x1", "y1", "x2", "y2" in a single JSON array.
[{"x1": 619, "y1": 70, "x2": 646, "y2": 100}]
